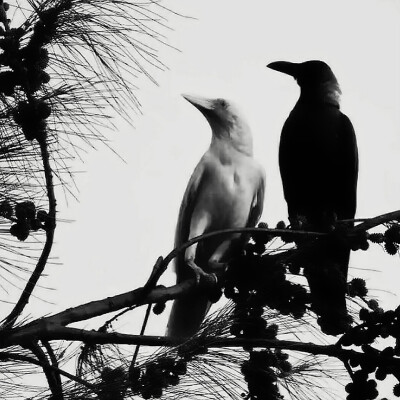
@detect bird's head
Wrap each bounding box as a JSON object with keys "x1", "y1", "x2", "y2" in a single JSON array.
[
  {"x1": 267, "y1": 60, "x2": 341, "y2": 106},
  {"x1": 182, "y1": 94, "x2": 253, "y2": 155}
]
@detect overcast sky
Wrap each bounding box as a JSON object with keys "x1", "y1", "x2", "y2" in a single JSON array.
[{"x1": 28, "y1": 0, "x2": 400, "y2": 375}]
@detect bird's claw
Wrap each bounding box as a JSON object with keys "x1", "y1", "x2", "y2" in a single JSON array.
[
  {"x1": 207, "y1": 260, "x2": 228, "y2": 274},
  {"x1": 187, "y1": 260, "x2": 218, "y2": 289},
  {"x1": 187, "y1": 260, "x2": 204, "y2": 285}
]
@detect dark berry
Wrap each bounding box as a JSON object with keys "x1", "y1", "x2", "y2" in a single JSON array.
[{"x1": 153, "y1": 302, "x2": 165, "y2": 315}]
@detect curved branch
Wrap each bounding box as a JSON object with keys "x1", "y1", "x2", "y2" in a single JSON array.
[
  {"x1": 352, "y1": 209, "x2": 400, "y2": 233},
  {"x1": 3, "y1": 137, "x2": 57, "y2": 327},
  {"x1": 147, "y1": 227, "x2": 324, "y2": 289}
]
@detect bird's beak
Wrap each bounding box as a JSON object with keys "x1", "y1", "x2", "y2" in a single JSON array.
[
  {"x1": 182, "y1": 94, "x2": 215, "y2": 113},
  {"x1": 267, "y1": 61, "x2": 299, "y2": 78}
]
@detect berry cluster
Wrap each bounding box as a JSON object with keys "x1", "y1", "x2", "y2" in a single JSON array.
[
  {"x1": 340, "y1": 300, "x2": 400, "y2": 399},
  {"x1": 1, "y1": 200, "x2": 49, "y2": 241},
  {"x1": 383, "y1": 224, "x2": 400, "y2": 255},
  {"x1": 344, "y1": 370, "x2": 378, "y2": 400},
  {"x1": 241, "y1": 349, "x2": 289, "y2": 400},
  {"x1": 0, "y1": 2, "x2": 57, "y2": 142},
  {"x1": 348, "y1": 278, "x2": 368, "y2": 298},
  {"x1": 13, "y1": 98, "x2": 51, "y2": 141},
  {"x1": 129, "y1": 357, "x2": 187, "y2": 399},
  {"x1": 367, "y1": 224, "x2": 400, "y2": 255},
  {"x1": 247, "y1": 222, "x2": 275, "y2": 254},
  {"x1": 224, "y1": 244, "x2": 307, "y2": 399},
  {"x1": 98, "y1": 367, "x2": 127, "y2": 400},
  {"x1": 224, "y1": 249, "x2": 309, "y2": 322},
  {"x1": 350, "y1": 230, "x2": 370, "y2": 251}
]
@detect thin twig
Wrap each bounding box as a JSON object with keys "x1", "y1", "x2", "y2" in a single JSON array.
[
  {"x1": 28, "y1": 342, "x2": 64, "y2": 400},
  {"x1": 130, "y1": 303, "x2": 152, "y2": 371},
  {"x1": 41, "y1": 339, "x2": 62, "y2": 389},
  {"x1": 0, "y1": 350, "x2": 97, "y2": 392}
]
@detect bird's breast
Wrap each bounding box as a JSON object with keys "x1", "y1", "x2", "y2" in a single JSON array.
[{"x1": 193, "y1": 156, "x2": 259, "y2": 229}]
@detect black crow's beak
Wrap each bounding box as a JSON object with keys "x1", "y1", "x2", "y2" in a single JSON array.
[{"x1": 267, "y1": 61, "x2": 300, "y2": 78}]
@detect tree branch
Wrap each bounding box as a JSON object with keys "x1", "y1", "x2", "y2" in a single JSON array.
[
  {"x1": 144, "y1": 210, "x2": 400, "y2": 291},
  {"x1": 3, "y1": 136, "x2": 57, "y2": 327},
  {"x1": 3, "y1": 280, "x2": 194, "y2": 346},
  {"x1": 146, "y1": 227, "x2": 324, "y2": 291},
  {"x1": 6, "y1": 327, "x2": 400, "y2": 377},
  {"x1": 6, "y1": 210, "x2": 400, "y2": 346},
  {"x1": 352, "y1": 209, "x2": 400, "y2": 233}
]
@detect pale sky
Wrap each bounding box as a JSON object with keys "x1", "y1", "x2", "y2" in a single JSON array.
[{"x1": 22, "y1": 0, "x2": 400, "y2": 396}]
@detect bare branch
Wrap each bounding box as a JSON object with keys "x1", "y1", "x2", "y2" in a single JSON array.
[
  {"x1": 3, "y1": 279, "x2": 194, "y2": 347},
  {"x1": 3, "y1": 137, "x2": 57, "y2": 327},
  {"x1": 352, "y1": 209, "x2": 400, "y2": 233}
]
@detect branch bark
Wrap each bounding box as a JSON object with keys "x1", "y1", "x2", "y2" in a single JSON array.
[{"x1": 6, "y1": 328, "x2": 400, "y2": 377}]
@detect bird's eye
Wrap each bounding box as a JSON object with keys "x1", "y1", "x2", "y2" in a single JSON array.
[{"x1": 218, "y1": 99, "x2": 227, "y2": 108}]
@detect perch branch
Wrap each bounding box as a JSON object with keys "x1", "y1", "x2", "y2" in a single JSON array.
[
  {"x1": 147, "y1": 227, "x2": 325, "y2": 289},
  {"x1": 142, "y1": 209, "x2": 400, "y2": 291},
  {"x1": 352, "y1": 209, "x2": 400, "y2": 233},
  {"x1": 6, "y1": 328, "x2": 400, "y2": 375}
]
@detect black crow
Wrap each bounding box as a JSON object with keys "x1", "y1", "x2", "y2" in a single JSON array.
[{"x1": 267, "y1": 60, "x2": 358, "y2": 334}]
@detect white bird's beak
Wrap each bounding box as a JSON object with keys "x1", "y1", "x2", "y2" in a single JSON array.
[{"x1": 182, "y1": 94, "x2": 215, "y2": 112}]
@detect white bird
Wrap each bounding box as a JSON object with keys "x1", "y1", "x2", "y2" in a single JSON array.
[{"x1": 166, "y1": 94, "x2": 266, "y2": 338}]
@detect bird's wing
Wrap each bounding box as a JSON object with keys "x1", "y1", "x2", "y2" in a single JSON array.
[
  {"x1": 167, "y1": 156, "x2": 211, "y2": 338},
  {"x1": 246, "y1": 165, "x2": 266, "y2": 228},
  {"x1": 335, "y1": 113, "x2": 358, "y2": 220},
  {"x1": 174, "y1": 156, "x2": 207, "y2": 280}
]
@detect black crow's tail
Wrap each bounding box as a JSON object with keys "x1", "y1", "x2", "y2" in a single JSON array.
[{"x1": 303, "y1": 237, "x2": 351, "y2": 335}]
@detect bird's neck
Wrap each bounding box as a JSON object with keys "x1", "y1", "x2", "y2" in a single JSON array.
[
  {"x1": 210, "y1": 133, "x2": 253, "y2": 159},
  {"x1": 299, "y1": 81, "x2": 341, "y2": 108}
]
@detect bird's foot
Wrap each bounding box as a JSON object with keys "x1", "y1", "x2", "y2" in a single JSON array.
[
  {"x1": 187, "y1": 260, "x2": 217, "y2": 287},
  {"x1": 207, "y1": 260, "x2": 228, "y2": 275},
  {"x1": 186, "y1": 260, "x2": 220, "y2": 301}
]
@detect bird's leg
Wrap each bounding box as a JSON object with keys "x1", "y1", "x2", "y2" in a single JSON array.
[
  {"x1": 184, "y1": 216, "x2": 219, "y2": 286},
  {"x1": 183, "y1": 244, "x2": 219, "y2": 291},
  {"x1": 184, "y1": 244, "x2": 210, "y2": 286},
  {"x1": 186, "y1": 258, "x2": 218, "y2": 290},
  {"x1": 208, "y1": 240, "x2": 232, "y2": 276}
]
